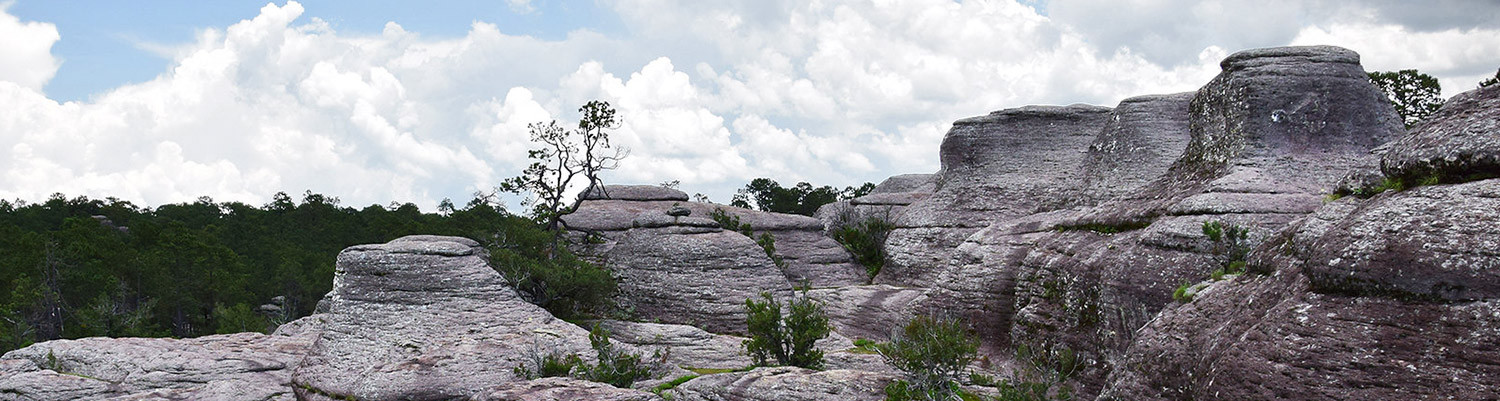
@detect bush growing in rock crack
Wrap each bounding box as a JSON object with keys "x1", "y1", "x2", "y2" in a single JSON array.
[
  {"x1": 1202, "y1": 220, "x2": 1250, "y2": 275},
  {"x1": 743, "y1": 289, "x2": 831, "y2": 369},
  {"x1": 710, "y1": 208, "x2": 787, "y2": 269},
  {"x1": 877, "y1": 314, "x2": 978, "y2": 401},
  {"x1": 514, "y1": 323, "x2": 659, "y2": 388},
  {"x1": 826, "y1": 203, "x2": 895, "y2": 281},
  {"x1": 488, "y1": 218, "x2": 617, "y2": 320}
]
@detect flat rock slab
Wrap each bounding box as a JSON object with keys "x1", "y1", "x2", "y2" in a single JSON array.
[
  {"x1": 291, "y1": 235, "x2": 601, "y2": 401},
  {"x1": 475, "y1": 377, "x2": 664, "y2": 401},
  {"x1": 668, "y1": 367, "x2": 895, "y2": 401},
  {"x1": 0, "y1": 331, "x2": 315, "y2": 401},
  {"x1": 581, "y1": 185, "x2": 689, "y2": 201},
  {"x1": 593, "y1": 320, "x2": 753, "y2": 370}
]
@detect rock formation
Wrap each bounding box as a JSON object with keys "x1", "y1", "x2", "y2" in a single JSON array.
[
  {"x1": 4, "y1": 45, "x2": 1495, "y2": 401},
  {"x1": 566, "y1": 185, "x2": 868, "y2": 287},
  {"x1": 607, "y1": 210, "x2": 793, "y2": 334},
  {"x1": 878, "y1": 104, "x2": 1113, "y2": 286},
  {"x1": 1102, "y1": 83, "x2": 1500, "y2": 401}
]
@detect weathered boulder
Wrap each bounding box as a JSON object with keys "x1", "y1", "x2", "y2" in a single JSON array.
[
  {"x1": 1381, "y1": 83, "x2": 1500, "y2": 182},
  {"x1": 1103, "y1": 183, "x2": 1500, "y2": 400},
  {"x1": 568, "y1": 200, "x2": 867, "y2": 287},
  {"x1": 667, "y1": 367, "x2": 895, "y2": 401},
  {"x1": 291, "y1": 235, "x2": 604, "y2": 401},
  {"x1": 608, "y1": 211, "x2": 792, "y2": 334},
  {"x1": 581, "y1": 184, "x2": 689, "y2": 201},
  {"x1": 879, "y1": 104, "x2": 1113, "y2": 286},
  {"x1": 0, "y1": 330, "x2": 316, "y2": 401},
  {"x1": 475, "y1": 377, "x2": 664, "y2": 401}
]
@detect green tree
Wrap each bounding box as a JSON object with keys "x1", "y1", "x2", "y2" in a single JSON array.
[
  {"x1": 877, "y1": 315, "x2": 979, "y2": 401},
  {"x1": 502, "y1": 100, "x2": 628, "y2": 234},
  {"x1": 1480, "y1": 68, "x2": 1499, "y2": 88},
  {"x1": 730, "y1": 178, "x2": 874, "y2": 216},
  {"x1": 1368, "y1": 69, "x2": 1444, "y2": 128},
  {"x1": 743, "y1": 290, "x2": 830, "y2": 369}
]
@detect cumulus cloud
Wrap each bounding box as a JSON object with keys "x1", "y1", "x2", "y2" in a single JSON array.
[
  {"x1": 3, "y1": 0, "x2": 1498, "y2": 208},
  {"x1": 0, "y1": 4, "x2": 60, "y2": 91}
]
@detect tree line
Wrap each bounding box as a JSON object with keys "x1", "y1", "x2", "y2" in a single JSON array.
[{"x1": 0, "y1": 191, "x2": 522, "y2": 353}]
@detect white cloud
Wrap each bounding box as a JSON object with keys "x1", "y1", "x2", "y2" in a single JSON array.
[
  {"x1": 3, "y1": 0, "x2": 1498, "y2": 209},
  {"x1": 0, "y1": 3, "x2": 60, "y2": 92}
]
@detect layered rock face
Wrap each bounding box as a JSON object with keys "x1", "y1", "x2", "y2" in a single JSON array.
[
  {"x1": 1102, "y1": 84, "x2": 1500, "y2": 401},
  {"x1": 998, "y1": 45, "x2": 1403, "y2": 397},
  {"x1": 292, "y1": 235, "x2": 602, "y2": 401},
  {"x1": 878, "y1": 104, "x2": 1113, "y2": 285},
  {"x1": 924, "y1": 93, "x2": 1194, "y2": 354},
  {"x1": 606, "y1": 210, "x2": 792, "y2": 334},
  {"x1": 0, "y1": 330, "x2": 316, "y2": 401},
  {"x1": 566, "y1": 185, "x2": 868, "y2": 287}
]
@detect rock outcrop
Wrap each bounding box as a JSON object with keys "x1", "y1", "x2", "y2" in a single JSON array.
[
  {"x1": 475, "y1": 377, "x2": 664, "y2": 401},
  {"x1": 1101, "y1": 84, "x2": 1500, "y2": 400},
  {"x1": 996, "y1": 45, "x2": 1403, "y2": 397},
  {"x1": 879, "y1": 104, "x2": 1113, "y2": 285},
  {"x1": 566, "y1": 185, "x2": 868, "y2": 287},
  {"x1": 665, "y1": 367, "x2": 895, "y2": 401},
  {"x1": 291, "y1": 235, "x2": 605, "y2": 401},
  {"x1": 0, "y1": 330, "x2": 316, "y2": 401},
  {"x1": 607, "y1": 210, "x2": 792, "y2": 334}
]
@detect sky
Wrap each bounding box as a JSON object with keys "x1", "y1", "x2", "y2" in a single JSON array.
[{"x1": 1, "y1": 0, "x2": 1498, "y2": 211}]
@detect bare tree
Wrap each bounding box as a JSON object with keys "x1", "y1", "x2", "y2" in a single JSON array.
[{"x1": 503, "y1": 100, "x2": 628, "y2": 237}]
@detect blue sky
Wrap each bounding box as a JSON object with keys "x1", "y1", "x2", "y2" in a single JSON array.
[
  {"x1": 1, "y1": 1, "x2": 1497, "y2": 209},
  {"x1": 8, "y1": 0, "x2": 627, "y2": 102}
]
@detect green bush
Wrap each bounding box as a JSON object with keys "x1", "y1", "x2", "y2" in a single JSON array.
[
  {"x1": 832, "y1": 216, "x2": 894, "y2": 281},
  {"x1": 1201, "y1": 220, "x2": 1249, "y2": 275},
  {"x1": 991, "y1": 344, "x2": 1078, "y2": 401},
  {"x1": 489, "y1": 221, "x2": 617, "y2": 320},
  {"x1": 577, "y1": 323, "x2": 655, "y2": 388},
  {"x1": 711, "y1": 208, "x2": 787, "y2": 269},
  {"x1": 513, "y1": 323, "x2": 656, "y2": 388},
  {"x1": 743, "y1": 290, "x2": 830, "y2": 369},
  {"x1": 877, "y1": 314, "x2": 978, "y2": 401}
]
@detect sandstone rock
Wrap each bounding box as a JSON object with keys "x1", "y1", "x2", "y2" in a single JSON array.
[
  {"x1": 984, "y1": 46, "x2": 1401, "y2": 399},
  {"x1": 1302, "y1": 179, "x2": 1500, "y2": 301},
  {"x1": 475, "y1": 377, "x2": 664, "y2": 401},
  {"x1": 291, "y1": 235, "x2": 605, "y2": 401},
  {"x1": 593, "y1": 320, "x2": 753, "y2": 370},
  {"x1": 667, "y1": 367, "x2": 895, "y2": 401},
  {"x1": 869, "y1": 174, "x2": 938, "y2": 194},
  {"x1": 0, "y1": 330, "x2": 315, "y2": 401},
  {"x1": 581, "y1": 184, "x2": 689, "y2": 201},
  {"x1": 806, "y1": 285, "x2": 930, "y2": 342},
  {"x1": 1077, "y1": 93, "x2": 1194, "y2": 204},
  {"x1": 880, "y1": 104, "x2": 1113, "y2": 285},
  {"x1": 570, "y1": 200, "x2": 867, "y2": 287},
  {"x1": 1382, "y1": 84, "x2": 1500, "y2": 182},
  {"x1": 1103, "y1": 197, "x2": 1500, "y2": 400},
  {"x1": 608, "y1": 219, "x2": 792, "y2": 334}
]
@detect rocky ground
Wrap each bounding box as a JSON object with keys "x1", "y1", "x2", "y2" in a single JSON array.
[{"x1": 4, "y1": 45, "x2": 1497, "y2": 401}]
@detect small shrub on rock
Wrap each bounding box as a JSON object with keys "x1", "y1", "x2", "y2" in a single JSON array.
[
  {"x1": 488, "y1": 217, "x2": 617, "y2": 320},
  {"x1": 513, "y1": 323, "x2": 657, "y2": 388},
  {"x1": 832, "y1": 217, "x2": 895, "y2": 281},
  {"x1": 877, "y1": 314, "x2": 979, "y2": 401},
  {"x1": 743, "y1": 290, "x2": 831, "y2": 369},
  {"x1": 711, "y1": 208, "x2": 787, "y2": 269}
]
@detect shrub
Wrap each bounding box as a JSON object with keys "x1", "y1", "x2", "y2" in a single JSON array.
[
  {"x1": 513, "y1": 323, "x2": 656, "y2": 388},
  {"x1": 991, "y1": 343, "x2": 1078, "y2": 401},
  {"x1": 832, "y1": 217, "x2": 894, "y2": 281},
  {"x1": 577, "y1": 323, "x2": 655, "y2": 388},
  {"x1": 711, "y1": 208, "x2": 788, "y2": 269},
  {"x1": 743, "y1": 290, "x2": 830, "y2": 369},
  {"x1": 488, "y1": 219, "x2": 617, "y2": 320},
  {"x1": 1201, "y1": 220, "x2": 1249, "y2": 275},
  {"x1": 877, "y1": 314, "x2": 979, "y2": 401}
]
